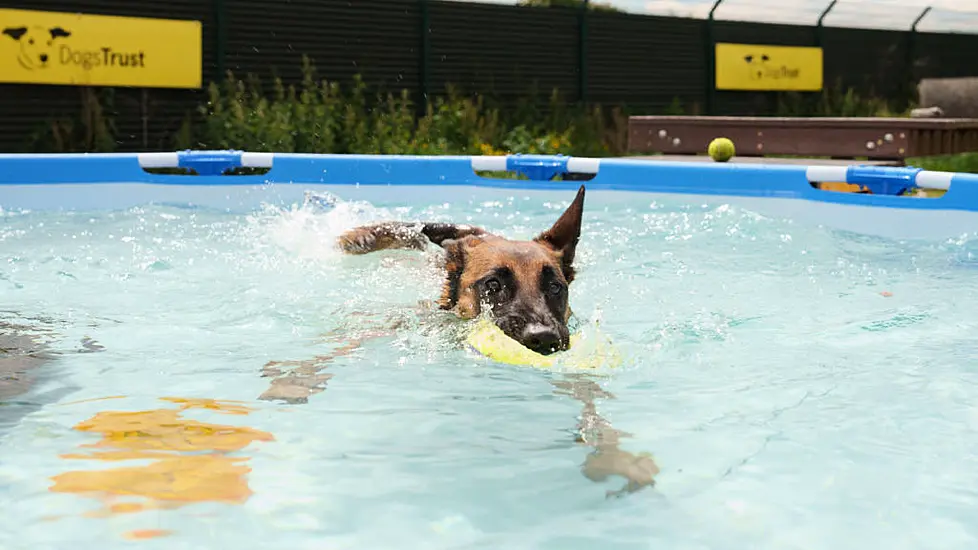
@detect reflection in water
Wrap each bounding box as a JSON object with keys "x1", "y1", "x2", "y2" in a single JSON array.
[
  {"x1": 0, "y1": 315, "x2": 109, "y2": 434},
  {"x1": 123, "y1": 529, "x2": 174, "y2": 541},
  {"x1": 49, "y1": 397, "x2": 274, "y2": 539}
]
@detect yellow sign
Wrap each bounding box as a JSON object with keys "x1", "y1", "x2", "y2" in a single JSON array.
[
  {"x1": 715, "y1": 42, "x2": 823, "y2": 92},
  {"x1": 0, "y1": 8, "x2": 201, "y2": 89}
]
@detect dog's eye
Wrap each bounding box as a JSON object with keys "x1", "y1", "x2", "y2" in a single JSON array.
[
  {"x1": 548, "y1": 281, "x2": 563, "y2": 296},
  {"x1": 485, "y1": 278, "x2": 502, "y2": 293}
]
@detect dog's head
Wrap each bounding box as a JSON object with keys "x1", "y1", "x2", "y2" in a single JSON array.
[
  {"x1": 3, "y1": 25, "x2": 71, "y2": 69},
  {"x1": 437, "y1": 185, "x2": 585, "y2": 355}
]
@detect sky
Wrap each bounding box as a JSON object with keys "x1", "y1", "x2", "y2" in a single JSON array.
[{"x1": 466, "y1": 0, "x2": 978, "y2": 33}]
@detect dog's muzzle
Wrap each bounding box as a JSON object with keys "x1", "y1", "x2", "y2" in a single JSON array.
[{"x1": 521, "y1": 323, "x2": 563, "y2": 355}]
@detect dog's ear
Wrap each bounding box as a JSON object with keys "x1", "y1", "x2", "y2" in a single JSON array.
[
  {"x1": 436, "y1": 234, "x2": 488, "y2": 318},
  {"x1": 534, "y1": 185, "x2": 585, "y2": 283},
  {"x1": 49, "y1": 27, "x2": 71, "y2": 39},
  {"x1": 3, "y1": 27, "x2": 27, "y2": 41},
  {"x1": 436, "y1": 237, "x2": 467, "y2": 311}
]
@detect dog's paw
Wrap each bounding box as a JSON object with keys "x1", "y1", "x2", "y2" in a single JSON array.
[
  {"x1": 337, "y1": 224, "x2": 428, "y2": 255},
  {"x1": 583, "y1": 449, "x2": 659, "y2": 496}
]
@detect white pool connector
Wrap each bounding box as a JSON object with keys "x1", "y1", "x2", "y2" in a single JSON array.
[
  {"x1": 566, "y1": 157, "x2": 601, "y2": 174},
  {"x1": 138, "y1": 151, "x2": 273, "y2": 169},
  {"x1": 805, "y1": 166, "x2": 848, "y2": 184},
  {"x1": 471, "y1": 156, "x2": 601, "y2": 174},
  {"x1": 471, "y1": 156, "x2": 508, "y2": 172},
  {"x1": 241, "y1": 152, "x2": 274, "y2": 168},
  {"x1": 138, "y1": 152, "x2": 180, "y2": 168},
  {"x1": 915, "y1": 170, "x2": 955, "y2": 191}
]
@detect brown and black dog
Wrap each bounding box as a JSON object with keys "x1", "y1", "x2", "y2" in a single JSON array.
[
  {"x1": 336, "y1": 184, "x2": 586, "y2": 355},
  {"x1": 259, "y1": 184, "x2": 659, "y2": 497}
]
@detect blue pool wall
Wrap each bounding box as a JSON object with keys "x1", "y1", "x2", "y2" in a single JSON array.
[
  {"x1": 1, "y1": 150, "x2": 977, "y2": 208},
  {"x1": 2, "y1": 150, "x2": 978, "y2": 241}
]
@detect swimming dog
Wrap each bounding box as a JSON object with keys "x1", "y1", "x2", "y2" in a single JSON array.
[
  {"x1": 259, "y1": 184, "x2": 659, "y2": 497},
  {"x1": 336, "y1": 184, "x2": 586, "y2": 355}
]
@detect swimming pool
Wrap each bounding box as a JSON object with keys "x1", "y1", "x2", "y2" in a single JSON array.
[{"x1": 3, "y1": 151, "x2": 978, "y2": 549}]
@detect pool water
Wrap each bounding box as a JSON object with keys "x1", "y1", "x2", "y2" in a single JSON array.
[{"x1": 2, "y1": 187, "x2": 978, "y2": 549}]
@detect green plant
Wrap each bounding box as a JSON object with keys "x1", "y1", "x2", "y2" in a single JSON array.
[
  {"x1": 516, "y1": 0, "x2": 621, "y2": 11},
  {"x1": 182, "y1": 56, "x2": 627, "y2": 158},
  {"x1": 775, "y1": 79, "x2": 914, "y2": 118},
  {"x1": 664, "y1": 97, "x2": 685, "y2": 115},
  {"x1": 27, "y1": 87, "x2": 117, "y2": 153},
  {"x1": 908, "y1": 153, "x2": 978, "y2": 174}
]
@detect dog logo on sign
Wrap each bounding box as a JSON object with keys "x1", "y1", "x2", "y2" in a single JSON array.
[
  {"x1": 743, "y1": 53, "x2": 771, "y2": 80},
  {"x1": 743, "y1": 51, "x2": 801, "y2": 82},
  {"x1": 3, "y1": 25, "x2": 71, "y2": 70}
]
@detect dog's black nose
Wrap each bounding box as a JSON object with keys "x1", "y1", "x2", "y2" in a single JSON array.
[
  {"x1": 522, "y1": 324, "x2": 561, "y2": 355},
  {"x1": 40, "y1": 54, "x2": 48, "y2": 63}
]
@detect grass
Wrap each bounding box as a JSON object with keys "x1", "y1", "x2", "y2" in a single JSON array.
[{"x1": 907, "y1": 153, "x2": 978, "y2": 174}]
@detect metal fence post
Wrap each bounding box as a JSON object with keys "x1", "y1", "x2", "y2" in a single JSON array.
[
  {"x1": 214, "y1": 0, "x2": 226, "y2": 81},
  {"x1": 815, "y1": 0, "x2": 837, "y2": 47},
  {"x1": 911, "y1": 6, "x2": 932, "y2": 33},
  {"x1": 578, "y1": 0, "x2": 589, "y2": 105},
  {"x1": 419, "y1": 0, "x2": 431, "y2": 112},
  {"x1": 906, "y1": 6, "x2": 931, "y2": 105},
  {"x1": 704, "y1": 0, "x2": 724, "y2": 115}
]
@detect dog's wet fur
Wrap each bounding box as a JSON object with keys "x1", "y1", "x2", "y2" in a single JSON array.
[{"x1": 338, "y1": 185, "x2": 586, "y2": 355}]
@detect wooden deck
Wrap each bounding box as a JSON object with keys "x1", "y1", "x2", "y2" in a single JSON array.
[
  {"x1": 627, "y1": 155, "x2": 900, "y2": 166},
  {"x1": 627, "y1": 116, "x2": 978, "y2": 161}
]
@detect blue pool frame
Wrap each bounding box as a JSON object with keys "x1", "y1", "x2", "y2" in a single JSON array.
[{"x1": 2, "y1": 150, "x2": 978, "y2": 240}]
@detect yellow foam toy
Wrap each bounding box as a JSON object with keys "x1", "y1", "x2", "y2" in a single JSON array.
[{"x1": 466, "y1": 318, "x2": 622, "y2": 370}]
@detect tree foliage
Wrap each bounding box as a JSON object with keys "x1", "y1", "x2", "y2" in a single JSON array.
[{"x1": 516, "y1": 0, "x2": 622, "y2": 12}]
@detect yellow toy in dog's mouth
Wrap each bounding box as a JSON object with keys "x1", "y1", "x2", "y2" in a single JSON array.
[{"x1": 466, "y1": 318, "x2": 622, "y2": 369}]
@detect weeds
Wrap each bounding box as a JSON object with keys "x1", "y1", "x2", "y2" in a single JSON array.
[
  {"x1": 908, "y1": 153, "x2": 978, "y2": 174},
  {"x1": 775, "y1": 79, "x2": 914, "y2": 118},
  {"x1": 23, "y1": 58, "x2": 943, "y2": 164},
  {"x1": 178, "y1": 56, "x2": 628, "y2": 157},
  {"x1": 27, "y1": 88, "x2": 118, "y2": 153}
]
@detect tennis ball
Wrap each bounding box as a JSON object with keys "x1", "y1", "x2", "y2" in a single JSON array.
[{"x1": 708, "y1": 137, "x2": 736, "y2": 162}]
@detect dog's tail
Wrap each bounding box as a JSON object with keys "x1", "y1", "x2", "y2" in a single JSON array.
[{"x1": 337, "y1": 222, "x2": 486, "y2": 254}]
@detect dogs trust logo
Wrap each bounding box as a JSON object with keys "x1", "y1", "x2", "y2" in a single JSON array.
[
  {"x1": 744, "y1": 53, "x2": 800, "y2": 81},
  {"x1": 3, "y1": 22, "x2": 147, "y2": 72},
  {"x1": 2, "y1": 25, "x2": 71, "y2": 70}
]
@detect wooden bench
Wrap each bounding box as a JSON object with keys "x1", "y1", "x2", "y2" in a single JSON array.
[{"x1": 627, "y1": 116, "x2": 978, "y2": 163}]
